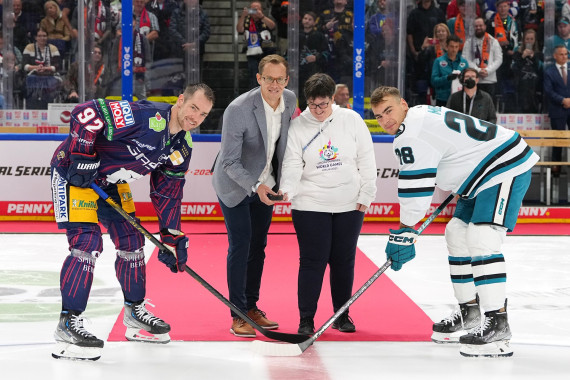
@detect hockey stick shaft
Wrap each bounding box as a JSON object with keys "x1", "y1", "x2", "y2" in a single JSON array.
[
  {"x1": 252, "y1": 193, "x2": 456, "y2": 356},
  {"x1": 91, "y1": 183, "x2": 310, "y2": 344}
]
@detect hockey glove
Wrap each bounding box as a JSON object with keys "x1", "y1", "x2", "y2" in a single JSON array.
[
  {"x1": 159, "y1": 229, "x2": 188, "y2": 273},
  {"x1": 385, "y1": 227, "x2": 418, "y2": 271},
  {"x1": 66, "y1": 153, "x2": 100, "y2": 188}
]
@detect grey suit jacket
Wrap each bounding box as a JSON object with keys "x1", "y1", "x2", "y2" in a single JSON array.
[{"x1": 212, "y1": 87, "x2": 297, "y2": 208}]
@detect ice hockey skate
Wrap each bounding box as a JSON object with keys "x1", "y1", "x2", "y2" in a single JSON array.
[
  {"x1": 431, "y1": 300, "x2": 481, "y2": 343},
  {"x1": 52, "y1": 311, "x2": 104, "y2": 361},
  {"x1": 123, "y1": 300, "x2": 171, "y2": 343},
  {"x1": 459, "y1": 308, "x2": 513, "y2": 358}
]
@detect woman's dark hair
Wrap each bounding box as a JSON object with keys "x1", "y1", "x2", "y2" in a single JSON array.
[{"x1": 303, "y1": 73, "x2": 336, "y2": 102}]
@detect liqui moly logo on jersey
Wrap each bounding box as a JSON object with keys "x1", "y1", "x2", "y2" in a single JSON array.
[{"x1": 109, "y1": 101, "x2": 135, "y2": 128}]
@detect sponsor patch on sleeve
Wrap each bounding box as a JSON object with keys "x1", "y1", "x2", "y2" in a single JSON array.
[
  {"x1": 169, "y1": 150, "x2": 185, "y2": 166},
  {"x1": 109, "y1": 100, "x2": 135, "y2": 129}
]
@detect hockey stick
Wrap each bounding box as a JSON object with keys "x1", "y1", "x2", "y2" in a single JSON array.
[
  {"x1": 91, "y1": 183, "x2": 311, "y2": 344},
  {"x1": 251, "y1": 193, "x2": 456, "y2": 356}
]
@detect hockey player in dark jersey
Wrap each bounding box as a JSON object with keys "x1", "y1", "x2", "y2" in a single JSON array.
[{"x1": 49, "y1": 83, "x2": 214, "y2": 361}]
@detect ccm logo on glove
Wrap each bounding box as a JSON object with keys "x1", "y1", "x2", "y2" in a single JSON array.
[{"x1": 388, "y1": 233, "x2": 417, "y2": 244}]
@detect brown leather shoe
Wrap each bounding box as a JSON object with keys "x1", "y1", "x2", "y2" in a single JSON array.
[
  {"x1": 247, "y1": 308, "x2": 279, "y2": 330},
  {"x1": 230, "y1": 317, "x2": 256, "y2": 338}
]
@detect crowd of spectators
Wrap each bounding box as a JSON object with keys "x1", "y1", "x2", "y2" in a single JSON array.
[
  {"x1": 239, "y1": 0, "x2": 557, "y2": 114},
  {"x1": 1, "y1": 0, "x2": 210, "y2": 109},
  {"x1": 402, "y1": 0, "x2": 566, "y2": 114},
  {"x1": 0, "y1": 0, "x2": 567, "y2": 115}
]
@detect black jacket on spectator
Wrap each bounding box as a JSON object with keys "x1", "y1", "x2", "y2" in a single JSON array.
[
  {"x1": 13, "y1": 9, "x2": 40, "y2": 53},
  {"x1": 169, "y1": 4, "x2": 210, "y2": 58},
  {"x1": 446, "y1": 89, "x2": 497, "y2": 124},
  {"x1": 406, "y1": 2, "x2": 446, "y2": 53},
  {"x1": 512, "y1": 49, "x2": 543, "y2": 113},
  {"x1": 146, "y1": 0, "x2": 179, "y2": 61}
]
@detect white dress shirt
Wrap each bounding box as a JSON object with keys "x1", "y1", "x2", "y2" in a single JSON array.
[{"x1": 256, "y1": 95, "x2": 285, "y2": 190}]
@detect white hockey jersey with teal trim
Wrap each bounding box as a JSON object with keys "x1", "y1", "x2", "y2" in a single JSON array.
[{"x1": 394, "y1": 105, "x2": 539, "y2": 227}]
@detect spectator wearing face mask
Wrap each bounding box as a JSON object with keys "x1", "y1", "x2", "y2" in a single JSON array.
[{"x1": 446, "y1": 67, "x2": 497, "y2": 123}]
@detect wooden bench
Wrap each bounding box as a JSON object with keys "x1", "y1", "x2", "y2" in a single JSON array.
[{"x1": 519, "y1": 130, "x2": 570, "y2": 205}]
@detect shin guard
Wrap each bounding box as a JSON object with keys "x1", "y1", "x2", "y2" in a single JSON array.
[
  {"x1": 467, "y1": 223, "x2": 507, "y2": 311},
  {"x1": 115, "y1": 249, "x2": 146, "y2": 302},
  {"x1": 60, "y1": 249, "x2": 99, "y2": 312},
  {"x1": 445, "y1": 218, "x2": 476, "y2": 303}
]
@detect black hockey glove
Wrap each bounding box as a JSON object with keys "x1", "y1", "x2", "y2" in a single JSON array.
[
  {"x1": 159, "y1": 229, "x2": 188, "y2": 273},
  {"x1": 66, "y1": 153, "x2": 100, "y2": 188}
]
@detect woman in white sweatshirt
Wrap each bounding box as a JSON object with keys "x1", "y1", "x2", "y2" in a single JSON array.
[{"x1": 279, "y1": 73, "x2": 377, "y2": 335}]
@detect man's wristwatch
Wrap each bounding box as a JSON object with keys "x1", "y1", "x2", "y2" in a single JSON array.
[{"x1": 252, "y1": 181, "x2": 261, "y2": 194}]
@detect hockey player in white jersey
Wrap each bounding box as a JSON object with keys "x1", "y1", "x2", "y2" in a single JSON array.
[{"x1": 370, "y1": 86, "x2": 538, "y2": 358}]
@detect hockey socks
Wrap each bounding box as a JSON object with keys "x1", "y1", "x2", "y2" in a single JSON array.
[
  {"x1": 115, "y1": 249, "x2": 146, "y2": 302},
  {"x1": 60, "y1": 249, "x2": 97, "y2": 312}
]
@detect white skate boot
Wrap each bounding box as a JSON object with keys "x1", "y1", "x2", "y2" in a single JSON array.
[{"x1": 123, "y1": 300, "x2": 171, "y2": 343}]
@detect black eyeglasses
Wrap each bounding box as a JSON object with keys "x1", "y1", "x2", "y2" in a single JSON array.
[
  {"x1": 308, "y1": 101, "x2": 330, "y2": 110},
  {"x1": 261, "y1": 76, "x2": 288, "y2": 85}
]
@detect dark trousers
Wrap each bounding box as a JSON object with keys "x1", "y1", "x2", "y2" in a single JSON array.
[
  {"x1": 549, "y1": 116, "x2": 570, "y2": 162},
  {"x1": 292, "y1": 209, "x2": 365, "y2": 318},
  {"x1": 218, "y1": 194, "x2": 273, "y2": 317}
]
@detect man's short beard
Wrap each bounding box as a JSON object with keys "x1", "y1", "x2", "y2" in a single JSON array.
[{"x1": 475, "y1": 31, "x2": 485, "y2": 38}]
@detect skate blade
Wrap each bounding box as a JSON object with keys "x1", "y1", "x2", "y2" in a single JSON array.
[
  {"x1": 431, "y1": 330, "x2": 465, "y2": 344},
  {"x1": 459, "y1": 340, "x2": 513, "y2": 358},
  {"x1": 51, "y1": 342, "x2": 102, "y2": 361},
  {"x1": 125, "y1": 328, "x2": 170, "y2": 344}
]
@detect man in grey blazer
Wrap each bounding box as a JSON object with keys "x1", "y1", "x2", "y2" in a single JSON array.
[{"x1": 212, "y1": 54, "x2": 297, "y2": 337}]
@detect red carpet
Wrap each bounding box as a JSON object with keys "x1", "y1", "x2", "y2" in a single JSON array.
[{"x1": 108, "y1": 234, "x2": 433, "y2": 342}]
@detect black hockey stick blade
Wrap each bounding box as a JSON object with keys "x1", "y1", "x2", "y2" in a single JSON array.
[
  {"x1": 252, "y1": 193, "x2": 456, "y2": 356},
  {"x1": 91, "y1": 183, "x2": 311, "y2": 344}
]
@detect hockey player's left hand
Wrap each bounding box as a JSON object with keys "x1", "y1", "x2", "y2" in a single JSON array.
[
  {"x1": 159, "y1": 229, "x2": 188, "y2": 273},
  {"x1": 67, "y1": 152, "x2": 100, "y2": 188},
  {"x1": 385, "y1": 227, "x2": 418, "y2": 271}
]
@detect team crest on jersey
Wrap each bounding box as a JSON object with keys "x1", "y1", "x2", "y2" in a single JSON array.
[
  {"x1": 169, "y1": 150, "x2": 184, "y2": 166},
  {"x1": 57, "y1": 150, "x2": 65, "y2": 160},
  {"x1": 149, "y1": 112, "x2": 166, "y2": 132},
  {"x1": 109, "y1": 100, "x2": 135, "y2": 128},
  {"x1": 319, "y1": 139, "x2": 338, "y2": 161}
]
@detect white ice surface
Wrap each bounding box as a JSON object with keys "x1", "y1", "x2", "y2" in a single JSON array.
[{"x1": 1, "y1": 233, "x2": 569, "y2": 379}]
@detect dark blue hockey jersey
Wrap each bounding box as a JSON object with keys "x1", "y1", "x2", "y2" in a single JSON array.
[{"x1": 51, "y1": 99, "x2": 193, "y2": 230}]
